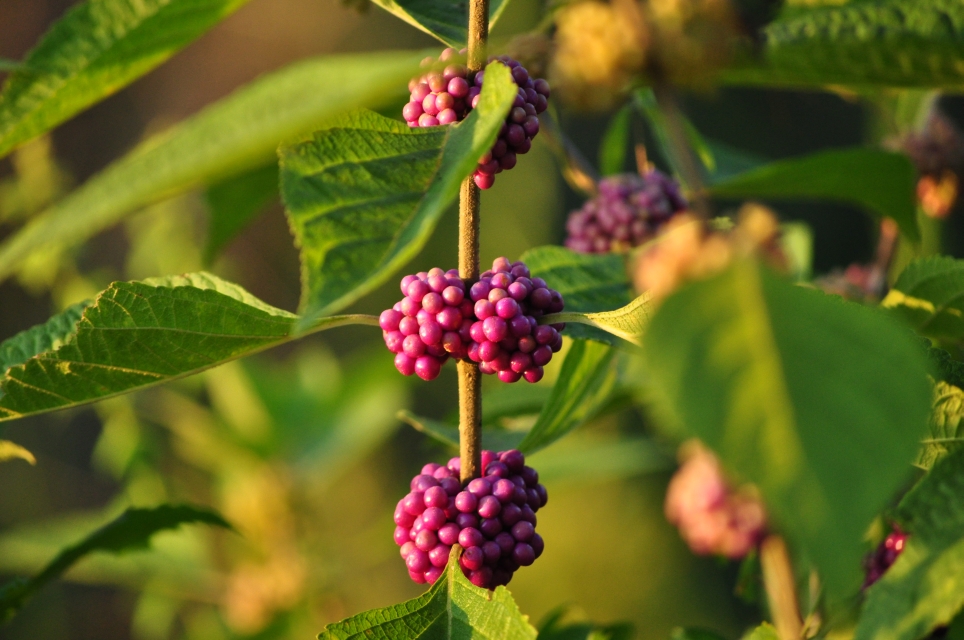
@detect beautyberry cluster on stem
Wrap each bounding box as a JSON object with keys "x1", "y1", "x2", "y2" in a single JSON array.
[
  {"x1": 664, "y1": 443, "x2": 767, "y2": 559},
  {"x1": 565, "y1": 170, "x2": 687, "y2": 254},
  {"x1": 864, "y1": 526, "x2": 908, "y2": 589},
  {"x1": 393, "y1": 449, "x2": 548, "y2": 589},
  {"x1": 404, "y1": 49, "x2": 550, "y2": 190}
]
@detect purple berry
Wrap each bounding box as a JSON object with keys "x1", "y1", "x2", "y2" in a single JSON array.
[
  {"x1": 406, "y1": 549, "x2": 431, "y2": 573},
  {"x1": 424, "y1": 486, "x2": 449, "y2": 508},
  {"x1": 438, "y1": 523, "x2": 460, "y2": 545},
  {"x1": 511, "y1": 521, "x2": 535, "y2": 542},
  {"x1": 455, "y1": 491, "x2": 479, "y2": 513},
  {"x1": 429, "y1": 544, "x2": 451, "y2": 567},
  {"x1": 512, "y1": 543, "x2": 535, "y2": 567},
  {"x1": 459, "y1": 527, "x2": 484, "y2": 548}
]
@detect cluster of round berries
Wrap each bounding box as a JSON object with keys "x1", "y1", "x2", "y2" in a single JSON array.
[
  {"x1": 565, "y1": 170, "x2": 687, "y2": 254},
  {"x1": 664, "y1": 444, "x2": 767, "y2": 559},
  {"x1": 380, "y1": 258, "x2": 565, "y2": 383},
  {"x1": 864, "y1": 527, "x2": 908, "y2": 589},
  {"x1": 393, "y1": 450, "x2": 548, "y2": 589},
  {"x1": 403, "y1": 49, "x2": 550, "y2": 191}
]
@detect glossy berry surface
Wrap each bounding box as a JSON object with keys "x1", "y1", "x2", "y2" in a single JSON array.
[
  {"x1": 864, "y1": 527, "x2": 908, "y2": 589},
  {"x1": 403, "y1": 49, "x2": 550, "y2": 191},
  {"x1": 393, "y1": 450, "x2": 548, "y2": 588},
  {"x1": 565, "y1": 170, "x2": 687, "y2": 254}
]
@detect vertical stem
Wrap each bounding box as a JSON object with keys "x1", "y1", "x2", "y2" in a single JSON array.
[
  {"x1": 652, "y1": 83, "x2": 711, "y2": 219},
  {"x1": 761, "y1": 535, "x2": 803, "y2": 640},
  {"x1": 458, "y1": 0, "x2": 488, "y2": 483}
]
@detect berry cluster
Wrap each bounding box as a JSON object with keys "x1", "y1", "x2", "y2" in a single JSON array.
[
  {"x1": 403, "y1": 49, "x2": 550, "y2": 190},
  {"x1": 380, "y1": 268, "x2": 473, "y2": 381},
  {"x1": 393, "y1": 450, "x2": 548, "y2": 589},
  {"x1": 565, "y1": 170, "x2": 687, "y2": 254},
  {"x1": 864, "y1": 527, "x2": 908, "y2": 589},
  {"x1": 380, "y1": 258, "x2": 565, "y2": 383},
  {"x1": 664, "y1": 444, "x2": 766, "y2": 559}
]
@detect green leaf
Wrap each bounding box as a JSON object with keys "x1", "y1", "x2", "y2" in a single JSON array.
[
  {"x1": 520, "y1": 246, "x2": 633, "y2": 344},
  {"x1": 0, "y1": 441, "x2": 35, "y2": 465},
  {"x1": 0, "y1": 272, "x2": 378, "y2": 423},
  {"x1": 709, "y1": 148, "x2": 919, "y2": 242},
  {"x1": 0, "y1": 504, "x2": 231, "y2": 622},
  {"x1": 856, "y1": 446, "x2": 964, "y2": 640},
  {"x1": 283, "y1": 61, "x2": 517, "y2": 331},
  {"x1": 916, "y1": 381, "x2": 964, "y2": 470},
  {"x1": 883, "y1": 256, "x2": 964, "y2": 340},
  {"x1": 369, "y1": 0, "x2": 511, "y2": 47},
  {"x1": 397, "y1": 409, "x2": 526, "y2": 451},
  {"x1": 0, "y1": 49, "x2": 427, "y2": 285},
  {"x1": 0, "y1": 301, "x2": 87, "y2": 373},
  {"x1": 317, "y1": 545, "x2": 537, "y2": 639},
  {"x1": 0, "y1": 0, "x2": 253, "y2": 160},
  {"x1": 642, "y1": 259, "x2": 932, "y2": 600},
  {"x1": 599, "y1": 104, "x2": 632, "y2": 176},
  {"x1": 742, "y1": 623, "x2": 780, "y2": 640},
  {"x1": 540, "y1": 294, "x2": 653, "y2": 348},
  {"x1": 671, "y1": 628, "x2": 730, "y2": 640},
  {"x1": 0, "y1": 59, "x2": 26, "y2": 73},
  {"x1": 531, "y1": 436, "x2": 673, "y2": 485},
  {"x1": 518, "y1": 340, "x2": 619, "y2": 455},
  {"x1": 204, "y1": 162, "x2": 278, "y2": 263},
  {"x1": 633, "y1": 88, "x2": 715, "y2": 175},
  {"x1": 537, "y1": 605, "x2": 634, "y2": 640},
  {"x1": 722, "y1": 0, "x2": 964, "y2": 90}
]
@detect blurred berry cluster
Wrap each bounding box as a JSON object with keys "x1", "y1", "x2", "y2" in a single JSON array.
[{"x1": 864, "y1": 527, "x2": 908, "y2": 589}]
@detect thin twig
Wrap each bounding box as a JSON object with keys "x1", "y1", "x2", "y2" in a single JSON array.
[
  {"x1": 651, "y1": 83, "x2": 711, "y2": 218},
  {"x1": 760, "y1": 535, "x2": 803, "y2": 640}
]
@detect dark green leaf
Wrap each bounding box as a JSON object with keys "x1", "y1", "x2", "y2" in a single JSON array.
[
  {"x1": 369, "y1": 0, "x2": 511, "y2": 47},
  {"x1": 0, "y1": 273, "x2": 378, "y2": 423},
  {"x1": 856, "y1": 447, "x2": 964, "y2": 640},
  {"x1": 884, "y1": 256, "x2": 964, "y2": 340},
  {"x1": 317, "y1": 545, "x2": 537, "y2": 639},
  {"x1": 599, "y1": 105, "x2": 632, "y2": 176},
  {"x1": 722, "y1": 0, "x2": 964, "y2": 90},
  {"x1": 0, "y1": 0, "x2": 253, "y2": 160},
  {"x1": 518, "y1": 340, "x2": 619, "y2": 454},
  {"x1": 520, "y1": 246, "x2": 633, "y2": 344},
  {"x1": 916, "y1": 381, "x2": 964, "y2": 470},
  {"x1": 283, "y1": 61, "x2": 517, "y2": 331},
  {"x1": 0, "y1": 49, "x2": 427, "y2": 284},
  {"x1": 0, "y1": 504, "x2": 231, "y2": 622},
  {"x1": 642, "y1": 260, "x2": 932, "y2": 600},
  {"x1": 204, "y1": 163, "x2": 278, "y2": 263},
  {"x1": 0, "y1": 301, "x2": 87, "y2": 373},
  {"x1": 397, "y1": 409, "x2": 526, "y2": 451},
  {"x1": 709, "y1": 149, "x2": 919, "y2": 242}
]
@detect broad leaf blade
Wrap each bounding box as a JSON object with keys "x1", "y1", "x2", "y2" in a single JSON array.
[
  {"x1": 642, "y1": 260, "x2": 931, "y2": 599},
  {"x1": 541, "y1": 294, "x2": 653, "y2": 347},
  {"x1": 709, "y1": 149, "x2": 919, "y2": 242},
  {"x1": 0, "y1": 272, "x2": 378, "y2": 422},
  {"x1": 0, "y1": 49, "x2": 426, "y2": 284},
  {"x1": 916, "y1": 381, "x2": 964, "y2": 470},
  {"x1": 369, "y1": 0, "x2": 511, "y2": 47},
  {"x1": 883, "y1": 256, "x2": 964, "y2": 340},
  {"x1": 0, "y1": 504, "x2": 231, "y2": 621},
  {"x1": 317, "y1": 546, "x2": 537, "y2": 639},
  {"x1": 599, "y1": 104, "x2": 632, "y2": 176},
  {"x1": 0, "y1": 0, "x2": 252, "y2": 160},
  {"x1": 520, "y1": 246, "x2": 633, "y2": 344},
  {"x1": 284, "y1": 61, "x2": 517, "y2": 331},
  {"x1": 518, "y1": 340, "x2": 619, "y2": 455},
  {"x1": 204, "y1": 163, "x2": 278, "y2": 263},
  {"x1": 0, "y1": 301, "x2": 87, "y2": 372},
  {"x1": 856, "y1": 447, "x2": 964, "y2": 640}
]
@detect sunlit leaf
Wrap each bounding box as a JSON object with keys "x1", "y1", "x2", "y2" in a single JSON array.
[
  {"x1": 883, "y1": 256, "x2": 964, "y2": 340},
  {"x1": 916, "y1": 381, "x2": 964, "y2": 471},
  {"x1": 369, "y1": 0, "x2": 511, "y2": 47},
  {"x1": 0, "y1": 0, "x2": 253, "y2": 160},
  {"x1": 0, "y1": 441, "x2": 35, "y2": 465},
  {"x1": 642, "y1": 259, "x2": 931, "y2": 599},
  {"x1": 282, "y1": 61, "x2": 517, "y2": 331},
  {"x1": 0, "y1": 49, "x2": 427, "y2": 284},
  {"x1": 0, "y1": 504, "x2": 231, "y2": 621}
]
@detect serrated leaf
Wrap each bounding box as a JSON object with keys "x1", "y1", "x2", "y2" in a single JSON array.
[
  {"x1": 397, "y1": 409, "x2": 526, "y2": 451},
  {"x1": 721, "y1": 0, "x2": 964, "y2": 90},
  {"x1": 709, "y1": 148, "x2": 919, "y2": 242},
  {"x1": 0, "y1": 301, "x2": 87, "y2": 373},
  {"x1": 0, "y1": 0, "x2": 252, "y2": 160},
  {"x1": 204, "y1": 162, "x2": 278, "y2": 263},
  {"x1": 599, "y1": 105, "x2": 632, "y2": 176},
  {"x1": 642, "y1": 259, "x2": 932, "y2": 600},
  {"x1": 916, "y1": 381, "x2": 964, "y2": 470},
  {"x1": 0, "y1": 441, "x2": 35, "y2": 465},
  {"x1": 317, "y1": 546, "x2": 537, "y2": 639},
  {"x1": 0, "y1": 49, "x2": 427, "y2": 285},
  {"x1": 518, "y1": 340, "x2": 619, "y2": 455},
  {"x1": 856, "y1": 447, "x2": 964, "y2": 640},
  {"x1": 0, "y1": 272, "x2": 378, "y2": 423},
  {"x1": 519, "y1": 246, "x2": 633, "y2": 344},
  {"x1": 369, "y1": 0, "x2": 511, "y2": 47},
  {"x1": 282, "y1": 61, "x2": 517, "y2": 331},
  {"x1": 540, "y1": 294, "x2": 653, "y2": 348},
  {"x1": 883, "y1": 256, "x2": 964, "y2": 340},
  {"x1": 0, "y1": 504, "x2": 231, "y2": 621}
]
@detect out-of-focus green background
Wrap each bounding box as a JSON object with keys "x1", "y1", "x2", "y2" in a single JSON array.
[{"x1": 2, "y1": 1, "x2": 960, "y2": 639}]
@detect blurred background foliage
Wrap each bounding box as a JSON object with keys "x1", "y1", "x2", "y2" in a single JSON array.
[{"x1": 1, "y1": 0, "x2": 963, "y2": 639}]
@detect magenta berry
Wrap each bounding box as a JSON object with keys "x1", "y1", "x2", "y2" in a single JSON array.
[
  {"x1": 565, "y1": 170, "x2": 688, "y2": 254},
  {"x1": 864, "y1": 527, "x2": 909, "y2": 589},
  {"x1": 393, "y1": 450, "x2": 548, "y2": 588}
]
